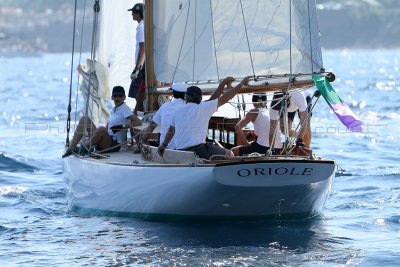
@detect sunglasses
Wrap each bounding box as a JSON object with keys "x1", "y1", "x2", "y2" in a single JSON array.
[{"x1": 113, "y1": 94, "x2": 124, "y2": 98}]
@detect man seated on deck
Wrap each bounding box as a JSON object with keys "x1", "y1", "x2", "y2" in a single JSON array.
[
  {"x1": 141, "y1": 82, "x2": 189, "y2": 149},
  {"x1": 269, "y1": 90, "x2": 309, "y2": 152},
  {"x1": 62, "y1": 86, "x2": 142, "y2": 157},
  {"x1": 157, "y1": 76, "x2": 251, "y2": 160},
  {"x1": 231, "y1": 93, "x2": 283, "y2": 156}
]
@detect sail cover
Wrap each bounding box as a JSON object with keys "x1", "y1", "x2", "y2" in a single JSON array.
[{"x1": 153, "y1": 0, "x2": 323, "y2": 83}]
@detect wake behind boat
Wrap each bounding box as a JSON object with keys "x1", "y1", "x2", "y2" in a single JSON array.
[{"x1": 63, "y1": 0, "x2": 337, "y2": 220}]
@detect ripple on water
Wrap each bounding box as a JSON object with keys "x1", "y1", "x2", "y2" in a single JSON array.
[
  {"x1": 0, "y1": 185, "x2": 29, "y2": 197},
  {"x1": 0, "y1": 153, "x2": 38, "y2": 173}
]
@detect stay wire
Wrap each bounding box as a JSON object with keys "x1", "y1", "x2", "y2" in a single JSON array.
[
  {"x1": 239, "y1": 0, "x2": 256, "y2": 79},
  {"x1": 82, "y1": 0, "x2": 100, "y2": 148},
  {"x1": 307, "y1": 0, "x2": 314, "y2": 74},
  {"x1": 290, "y1": 94, "x2": 320, "y2": 152},
  {"x1": 172, "y1": 0, "x2": 191, "y2": 83},
  {"x1": 282, "y1": 0, "x2": 293, "y2": 155},
  {"x1": 289, "y1": 0, "x2": 293, "y2": 81},
  {"x1": 192, "y1": 0, "x2": 197, "y2": 81},
  {"x1": 65, "y1": 0, "x2": 78, "y2": 148},
  {"x1": 209, "y1": 0, "x2": 220, "y2": 81},
  {"x1": 74, "y1": 0, "x2": 88, "y2": 124}
]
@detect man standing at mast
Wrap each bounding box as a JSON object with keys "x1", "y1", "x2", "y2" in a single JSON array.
[{"x1": 128, "y1": 3, "x2": 145, "y2": 114}]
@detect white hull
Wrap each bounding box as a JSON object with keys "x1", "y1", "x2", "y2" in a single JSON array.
[{"x1": 63, "y1": 153, "x2": 335, "y2": 219}]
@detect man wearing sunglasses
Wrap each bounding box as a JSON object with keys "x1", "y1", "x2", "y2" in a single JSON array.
[{"x1": 63, "y1": 86, "x2": 142, "y2": 157}]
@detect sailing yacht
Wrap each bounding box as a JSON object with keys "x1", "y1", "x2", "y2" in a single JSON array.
[{"x1": 63, "y1": 0, "x2": 335, "y2": 219}]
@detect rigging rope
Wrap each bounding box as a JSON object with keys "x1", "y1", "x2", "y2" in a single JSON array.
[
  {"x1": 289, "y1": 0, "x2": 293, "y2": 81},
  {"x1": 65, "y1": 0, "x2": 78, "y2": 148},
  {"x1": 172, "y1": 0, "x2": 191, "y2": 83},
  {"x1": 307, "y1": 0, "x2": 314, "y2": 74},
  {"x1": 82, "y1": 0, "x2": 100, "y2": 147},
  {"x1": 192, "y1": 0, "x2": 197, "y2": 81},
  {"x1": 239, "y1": 0, "x2": 256, "y2": 79},
  {"x1": 288, "y1": 93, "x2": 320, "y2": 154},
  {"x1": 209, "y1": 0, "x2": 220, "y2": 81},
  {"x1": 277, "y1": 0, "x2": 293, "y2": 156},
  {"x1": 74, "y1": 0, "x2": 88, "y2": 125}
]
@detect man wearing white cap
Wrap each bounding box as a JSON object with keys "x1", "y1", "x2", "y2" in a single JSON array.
[
  {"x1": 150, "y1": 83, "x2": 188, "y2": 149},
  {"x1": 158, "y1": 76, "x2": 251, "y2": 160}
]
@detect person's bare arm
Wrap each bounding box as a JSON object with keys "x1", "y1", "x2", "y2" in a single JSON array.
[
  {"x1": 140, "y1": 123, "x2": 157, "y2": 144},
  {"x1": 157, "y1": 126, "x2": 175, "y2": 156},
  {"x1": 217, "y1": 76, "x2": 251, "y2": 108},
  {"x1": 297, "y1": 110, "x2": 308, "y2": 141},
  {"x1": 136, "y1": 42, "x2": 145, "y2": 69},
  {"x1": 209, "y1": 77, "x2": 234, "y2": 101},
  {"x1": 235, "y1": 109, "x2": 257, "y2": 146},
  {"x1": 128, "y1": 114, "x2": 142, "y2": 127}
]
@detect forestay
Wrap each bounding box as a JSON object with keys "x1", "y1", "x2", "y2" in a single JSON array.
[{"x1": 153, "y1": 0, "x2": 323, "y2": 83}]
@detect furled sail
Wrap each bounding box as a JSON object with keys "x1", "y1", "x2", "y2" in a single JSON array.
[
  {"x1": 152, "y1": 0, "x2": 323, "y2": 83},
  {"x1": 78, "y1": 59, "x2": 110, "y2": 125}
]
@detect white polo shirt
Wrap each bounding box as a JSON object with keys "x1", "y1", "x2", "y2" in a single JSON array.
[
  {"x1": 152, "y1": 98, "x2": 185, "y2": 149},
  {"x1": 171, "y1": 99, "x2": 218, "y2": 150},
  {"x1": 135, "y1": 20, "x2": 145, "y2": 64},
  {"x1": 107, "y1": 103, "x2": 133, "y2": 143}
]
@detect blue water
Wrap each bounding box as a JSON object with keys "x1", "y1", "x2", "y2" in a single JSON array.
[{"x1": 1, "y1": 50, "x2": 399, "y2": 266}]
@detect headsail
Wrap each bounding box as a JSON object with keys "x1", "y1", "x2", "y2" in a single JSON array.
[
  {"x1": 96, "y1": 0, "x2": 142, "y2": 96},
  {"x1": 152, "y1": 0, "x2": 323, "y2": 83}
]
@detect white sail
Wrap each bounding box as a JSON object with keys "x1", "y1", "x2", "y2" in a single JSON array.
[
  {"x1": 153, "y1": 0, "x2": 323, "y2": 83},
  {"x1": 96, "y1": 0, "x2": 142, "y2": 97},
  {"x1": 63, "y1": 0, "x2": 336, "y2": 220}
]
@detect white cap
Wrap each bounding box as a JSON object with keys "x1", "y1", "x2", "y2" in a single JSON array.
[{"x1": 171, "y1": 82, "x2": 188, "y2": 93}]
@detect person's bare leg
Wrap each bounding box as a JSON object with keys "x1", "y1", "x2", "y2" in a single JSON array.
[
  {"x1": 134, "y1": 90, "x2": 145, "y2": 114},
  {"x1": 90, "y1": 126, "x2": 112, "y2": 151},
  {"x1": 69, "y1": 116, "x2": 96, "y2": 148},
  {"x1": 304, "y1": 118, "x2": 311, "y2": 148},
  {"x1": 225, "y1": 149, "x2": 234, "y2": 157},
  {"x1": 231, "y1": 146, "x2": 240, "y2": 156}
]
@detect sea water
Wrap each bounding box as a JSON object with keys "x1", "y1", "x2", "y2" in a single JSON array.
[{"x1": 0, "y1": 50, "x2": 399, "y2": 266}]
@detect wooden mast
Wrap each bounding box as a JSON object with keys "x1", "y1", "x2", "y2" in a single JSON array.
[{"x1": 144, "y1": 0, "x2": 157, "y2": 112}]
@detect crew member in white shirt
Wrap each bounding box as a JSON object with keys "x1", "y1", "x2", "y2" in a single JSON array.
[
  {"x1": 269, "y1": 90, "x2": 309, "y2": 149},
  {"x1": 231, "y1": 93, "x2": 283, "y2": 156},
  {"x1": 128, "y1": 3, "x2": 146, "y2": 114},
  {"x1": 142, "y1": 82, "x2": 188, "y2": 149},
  {"x1": 158, "y1": 76, "x2": 251, "y2": 160},
  {"x1": 63, "y1": 86, "x2": 142, "y2": 157}
]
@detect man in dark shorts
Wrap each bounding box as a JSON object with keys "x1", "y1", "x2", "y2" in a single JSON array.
[{"x1": 128, "y1": 3, "x2": 146, "y2": 114}]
